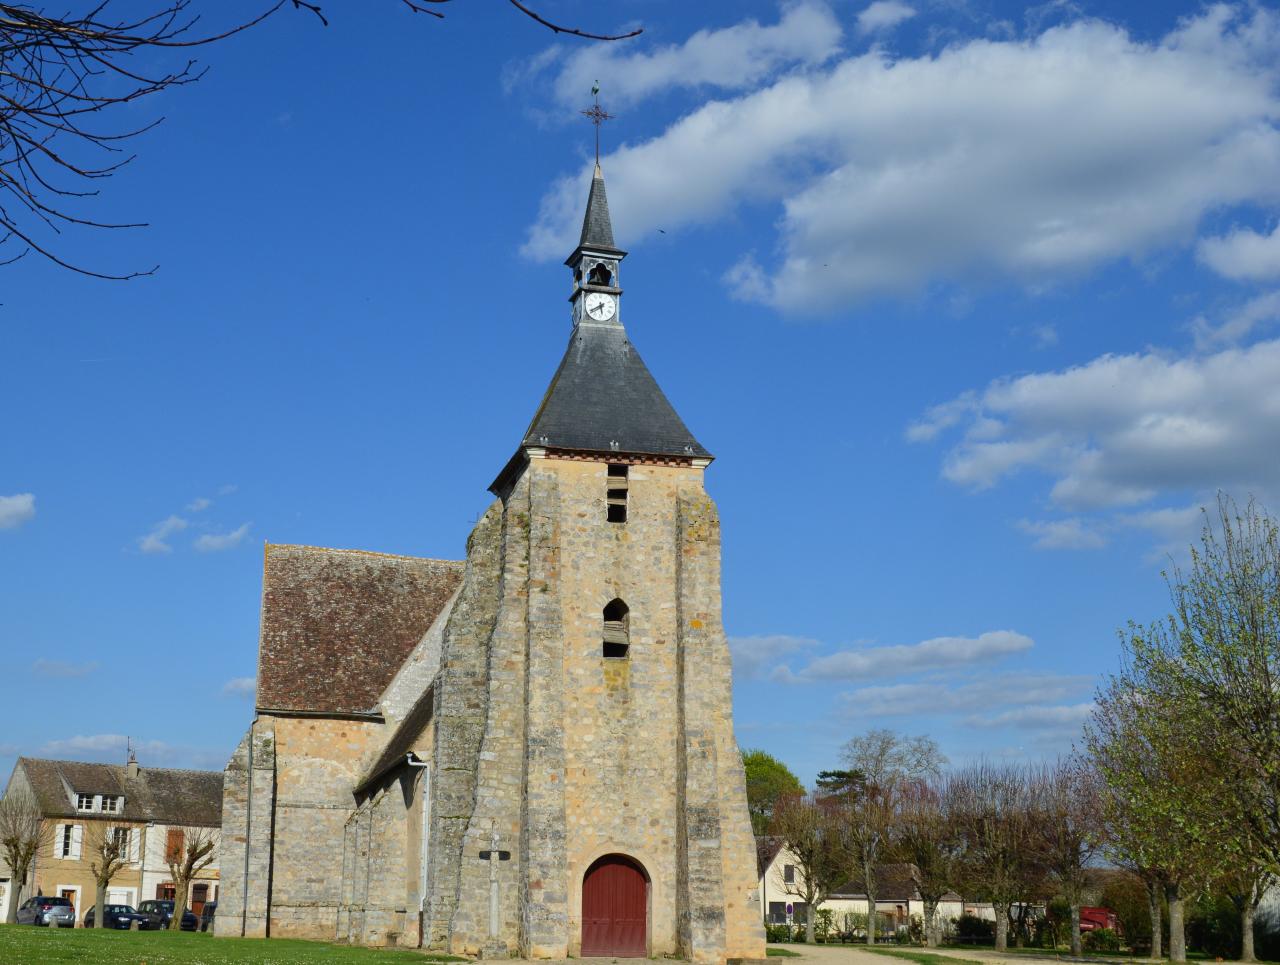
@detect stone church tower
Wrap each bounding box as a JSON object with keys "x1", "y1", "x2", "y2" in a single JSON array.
[{"x1": 218, "y1": 166, "x2": 764, "y2": 963}]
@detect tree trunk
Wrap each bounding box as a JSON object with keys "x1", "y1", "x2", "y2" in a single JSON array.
[
  {"x1": 92, "y1": 882, "x2": 106, "y2": 929},
  {"x1": 170, "y1": 877, "x2": 190, "y2": 931},
  {"x1": 1147, "y1": 880, "x2": 1162, "y2": 960},
  {"x1": 866, "y1": 862, "x2": 877, "y2": 946},
  {"x1": 994, "y1": 901, "x2": 1010, "y2": 952},
  {"x1": 1166, "y1": 882, "x2": 1185, "y2": 964},
  {"x1": 1070, "y1": 902, "x2": 1082, "y2": 957},
  {"x1": 924, "y1": 899, "x2": 939, "y2": 948},
  {"x1": 4, "y1": 872, "x2": 23, "y2": 924},
  {"x1": 1241, "y1": 900, "x2": 1256, "y2": 963}
]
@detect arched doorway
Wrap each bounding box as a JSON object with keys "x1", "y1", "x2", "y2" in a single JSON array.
[{"x1": 581, "y1": 854, "x2": 648, "y2": 957}]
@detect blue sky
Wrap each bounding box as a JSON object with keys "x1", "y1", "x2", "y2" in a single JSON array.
[{"x1": 3, "y1": 0, "x2": 1280, "y2": 787}]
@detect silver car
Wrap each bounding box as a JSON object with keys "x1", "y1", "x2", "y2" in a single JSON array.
[{"x1": 16, "y1": 895, "x2": 76, "y2": 927}]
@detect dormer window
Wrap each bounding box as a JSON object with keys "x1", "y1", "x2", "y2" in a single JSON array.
[
  {"x1": 607, "y1": 464, "x2": 628, "y2": 523},
  {"x1": 589, "y1": 261, "x2": 613, "y2": 287},
  {"x1": 101, "y1": 794, "x2": 122, "y2": 814},
  {"x1": 603, "y1": 599, "x2": 630, "y2": 659},
  {"x1": 76, "y1": 793, "x2": 94, "y2": 812}
]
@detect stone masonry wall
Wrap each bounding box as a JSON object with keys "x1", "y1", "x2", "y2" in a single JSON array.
[
  {"x1": 425, "y1": 501, "x2": 504, "y2": 949},
  {"x1": 267, "y1": 715, "x2": 384, "y2": 939},
  {"x1": 677, "y1": 489, "x2": 767, "y2": 961},
  {"x1": 216, "y1": 719, "x2": 276, "y2": 939}
]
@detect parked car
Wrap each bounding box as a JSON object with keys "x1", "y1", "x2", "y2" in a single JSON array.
[
  {"x1": 15, "y1": 896, "x2": 76, "y2": 927},
  {"x1": 83, "y1": 904, "x2": 148, "y2": 930},
  {"x1": 136, "y1": 899, "x2": 198, "y2": 931},
  {"x1": 199, "y1": 900, "x2": 217, "y2": 932}
]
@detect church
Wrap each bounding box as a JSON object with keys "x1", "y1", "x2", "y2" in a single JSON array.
[{"x1": 216, "y1": 164, "x2": 766, "y2": 963}]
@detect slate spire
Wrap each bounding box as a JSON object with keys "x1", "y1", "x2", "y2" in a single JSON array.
[
  {"x1": 579, "y1": 163, "x2": 618, "y2": 251},
  {"x1": 490, "y1": 165, "x2": 711, "y2": 494}
]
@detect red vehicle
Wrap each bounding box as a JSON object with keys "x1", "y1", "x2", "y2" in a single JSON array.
[{"x1": 1080, "y1": 907, "x2": 1119, "y2": 933}]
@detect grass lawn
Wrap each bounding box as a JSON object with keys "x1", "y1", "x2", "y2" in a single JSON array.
[
  {"x1": 766, "y1": 948, "x2": 804, "y2": 957},
  {"x1": 862, "y1": 947, "x2": 985, "y2": 965},
  {"x1": 0, "y1": 926, "x2": 468, "y2": 964}
]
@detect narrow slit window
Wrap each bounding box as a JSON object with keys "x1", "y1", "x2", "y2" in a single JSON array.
[
  {"x1": 607, "y1": 463, "x2": 628, "y2": 523},
  {"x1": 603, "y1": 598, "x2": 629, "y2": 659}
]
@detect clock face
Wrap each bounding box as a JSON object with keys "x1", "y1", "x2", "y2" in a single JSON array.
[{"x1": 584, "y1": 292, "x2": 616, "y2": 321}]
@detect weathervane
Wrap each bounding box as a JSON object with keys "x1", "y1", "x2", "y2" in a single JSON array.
[{"x1": 580, "y1": 81, "x2": 614, "y2": 163}]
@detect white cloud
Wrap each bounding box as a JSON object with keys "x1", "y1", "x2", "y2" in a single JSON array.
[
  {"x1": 728, "y1": 634, "x2": 819, "y2": 679},
  {"x1": 137, "y1": 515, "x2": 188, "y2": 554},
  {"x1": 1017, "y1": 517, "x2": 1106, "y2": 550},
  {"x1": 1191, "y1": 290, "x2": 1280, "y2": 348},
  {"x1": 194, "y1": 523, "x2": 250, "y2": 553},
  {"x1": 524, "y1": 6, "x2": 1280, "y2": 314},
  {"x1": 221, "y1": 676, "x2": 257, "y2": 699},
  {"x1": 965, "y1": 701, "x2": 1095, "y2": 733},
  {"x1": 838, "y1": 671, "x2": 1093, "y2": 717},
  {"x1": 912, "y1": 338, "x2": 1280, "y2": 513},
  {"x1": 776, "y1": 630, "x2": 1033, "y2": 683},
  {"x1": 857, "y1": 1, "x2": 916, "y2": 34},
  {"x1": 36, "y1": 734, "x2": 228, "y2": 770},
  {"x1": 533, "y1": 2, "x2": 842, "y2": 109},
  {"x1": 1198, "y1": 223, "x2": 1280, "y2": 281},
  {"x1": 0, "y1": 493, "x2": 36, "y2": 530},
  {"x1": 32, "y1": 659, "x2": 99, "y2": 678},
  {"x1": 187, "y1": 497, "x2": 212, "y2": 512}
]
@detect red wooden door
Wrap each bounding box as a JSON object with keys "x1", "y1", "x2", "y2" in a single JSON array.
[{"x1": 582, "y1": 855, "x2": 647, "y2": 957}]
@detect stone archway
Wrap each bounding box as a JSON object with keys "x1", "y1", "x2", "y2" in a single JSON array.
[{"x1": 581, "y1": 854, "x2": 648, "y2": 957}]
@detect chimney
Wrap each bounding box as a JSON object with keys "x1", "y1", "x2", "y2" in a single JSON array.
[{"x1": 126, "y1": 754, "x2": 139, "y2": 780}]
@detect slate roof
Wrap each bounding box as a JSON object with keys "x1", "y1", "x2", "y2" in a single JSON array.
[
  {"x1": 256, "y1": 545, "x2": 463, "y2": 716},
  {"x1": 16, "y1": 758, "x2": 222, "y2": 826},
  {"x1": 575, "y1": 163, "x2": 623, "y2": 254},
  {"x1": 829, "y1": 862, "x2": 961, "y2": 902},
  {"x1": 516, "y1": 322, "x2": 711, "y2": 461}
]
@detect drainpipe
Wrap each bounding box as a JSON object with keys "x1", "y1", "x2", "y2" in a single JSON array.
[{"x1": 406, "y1": 755, "x2": 430, "y2": 947}]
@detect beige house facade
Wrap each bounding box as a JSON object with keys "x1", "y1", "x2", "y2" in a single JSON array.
[
  {"x1": 757, "y1": 839, "x2": 995, "y2": 936},
  {"x1": 4, "y1": 756, "x2": 222, "y2": 922},
  {"x1": 217, "y1": 165, "x2": 765, "y2": 963}
]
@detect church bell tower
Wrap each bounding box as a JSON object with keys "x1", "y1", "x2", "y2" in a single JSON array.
[{"x1": 424, "y1": 164, "x2": 766, "y2": 965}]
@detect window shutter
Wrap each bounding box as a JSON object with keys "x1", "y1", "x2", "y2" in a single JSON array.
[
  {"x1": 70, "y1": 824, "x2": 83, "y2": 860},
  {"x1": 129, "y1": 828, "x2": 140, "y2": 863},
  {"x1": 54, "y1": 823, "x2": 66, "y2": 858}
]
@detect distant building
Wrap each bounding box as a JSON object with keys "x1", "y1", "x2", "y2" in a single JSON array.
[{"x1": 3, "y1": 756, "x2": 222, "y2": 920}]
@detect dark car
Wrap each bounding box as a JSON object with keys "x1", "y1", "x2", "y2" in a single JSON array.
[
  {"x1": 83, "y1": 904, "x2": 147, "y2": 930},
  {"x1": 199, "y1": 900, "x2": 217, "y2": 932},
  {"x1": 137, "y1": 899, "x2": 198, "y2": 931},
  {"x1": 15, "y1": 896, "x2": 76, "y2": 927}
]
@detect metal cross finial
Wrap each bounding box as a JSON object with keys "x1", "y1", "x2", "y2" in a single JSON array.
[{"x1": 580, "y1": 81, "x2": 614, "y2": 163}]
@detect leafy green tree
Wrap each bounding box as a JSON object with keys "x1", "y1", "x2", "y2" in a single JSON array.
[{"x1": 742, "y1": 749, "x2": 804, "y2": 836}]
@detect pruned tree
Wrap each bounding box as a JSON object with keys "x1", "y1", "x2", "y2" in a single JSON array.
[
  {"x1": 164, "y1": 825, "x2": 217, "y2": 929},
  {"x1": 769, "y1": 792, "x2": 842, "y2": 943},
  {"x1": 894, "y1": 778, "x2": 961, "y2": 948},
  {"x1": 1, "y1": 1, "x2": 639, "y2": 279},
  {"x1": 950, "y1": 760, "x2": 1039, "y2": 952},
  {"x1": 1030, "y1": 758, "x2": 1103, "y2": 956},
  {"x1": 84, "y1": 821, "x2": 133, "y2": 927},
  {"x1": 742, "y1": 749, "x2": 805, "y2": 836},
  {"x1": 0, "y1": 785, "x2": 52, "y2": 923},
  {"x1": 837, "y1": 729, "x2": 945, "y2": 945}
]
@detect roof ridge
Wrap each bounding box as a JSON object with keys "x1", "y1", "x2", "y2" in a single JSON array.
[
  {"x1": 265, "y1": 543, "x2": 463, "y2": 566},
  {"x1": 21, "y1": 757, "x2": 222, "y2": 776}
]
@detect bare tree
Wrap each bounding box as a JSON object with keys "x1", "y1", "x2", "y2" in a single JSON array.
[
  {"x1": 839, "y1": 729, "x2": 945, "y2": 945},
  {"x1": 1, "y1": 1, "x2": 639, "y2": 279},
  {"x1": 83, "y1": 821, "x2": 132, "y2": 927},
  {"x1": 950, "y1": 760, "x2": 1039, "y2": 952},
  {"x1": 769, "y1": 792, "x2": 842, "y2": 943},
  {"x1": 1030, "y1": 758, "x2": 1103, "y2": 956},
  {"x1": 0, "y1": 786, "x2": 51, "y2": 923},
  {"x1": 894, "y1": 778, "x2": 961, "y2": 948},
  {"x1": 164, "y1": 825, "x2": 216, "y2": 929}
]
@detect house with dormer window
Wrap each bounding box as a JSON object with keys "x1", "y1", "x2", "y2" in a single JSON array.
[{"x1": 2, "y1": 755, "x2": 222, "y2": 921}]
